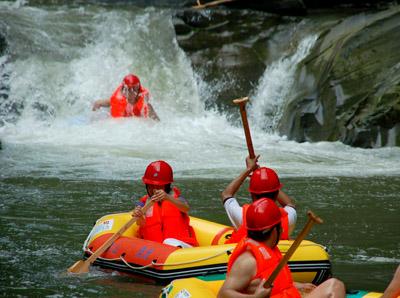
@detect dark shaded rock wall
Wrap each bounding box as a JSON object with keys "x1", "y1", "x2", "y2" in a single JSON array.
[
  {"x1": 0, "y1": 33, "x2": 6, "y2": 56},
  {"x1": 0, "y1": 32, "x2": 6, "y2": 137},
  {"x1": 190, "y1": 0, "x2": 398, "y2": 16},
  {"x1": 173, "y1": 9, "x2": 293, "y2": 119},
  {"x1": 0, "y1": 33, "x2": 13, "y2": 126},
  {"x1": 174, "y1": 7, "x2": 400, "y2": 147},
  {"x1": 284, "y1": 8, "x2": 400, "y2": 147}
]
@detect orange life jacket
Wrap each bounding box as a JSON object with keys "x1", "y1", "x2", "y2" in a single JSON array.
[
  {"x1": 225, "y1": 204, "x2": 289, "y2": 244},
  {"x1": 110, "y1": 84, "x2": 149, "y2": 118},
  {"x1": 227, "y1": 238, "x2": 301, "y2": 298},
  {"x1": 138, "y1": 187, "x2": 199, "y2": 246}
]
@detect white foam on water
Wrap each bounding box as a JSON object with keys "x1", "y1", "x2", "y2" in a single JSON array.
[
  {"x1": 0, "y1": 4, "x2": 399, "y2": 180},
  {"x1": 350, "y1": 253, "x2": 400, "y2": 264}
]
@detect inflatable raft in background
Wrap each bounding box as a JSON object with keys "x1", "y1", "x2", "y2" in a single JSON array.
[
  {"x1": 83, "y1": 212, "x2": 331, "y2": 284},
  {"x1": 159, "y1": 277, "x2": 385, "y2": 298},
  {"x1": 346, "y1": 291, "x2": 384, "y2": 298}
]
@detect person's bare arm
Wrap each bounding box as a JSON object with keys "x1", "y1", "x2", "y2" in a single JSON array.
[
  {"x1": 147, "y1": 103, "x2": 160, "y2": 121},
  {"x1": 277, "y1": 190, "x2": 295, "y2": 208},
  {"x1": 221, "y1": 155, "x2": 259, "y2": 203},
  {"x1": 92, "y1": 99, "x2": 110, "y2": 111},
  {"x1": 218, "y1": 252, "x2": 271, "y2": 298}
]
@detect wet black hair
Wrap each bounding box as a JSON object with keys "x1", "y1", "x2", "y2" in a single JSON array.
[
  {"x1": 247, "y1": 223, "x2": 281, "y2": 242},
  {"x1": 164, "y1": 184, "x2": 172, "y2": 194},
  {"x1": 253, "y1": 190, "x2": 279, "y2": 201}
]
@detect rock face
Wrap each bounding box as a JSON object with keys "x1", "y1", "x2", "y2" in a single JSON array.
[
  {"x1": 0, "y1": 33, "x2": 12, "y2": 126},
  {"x1": 189, "y1": 0, "x2": 398, "y2": 16},
  {"x1": 173, "y1": 9, "x2": 287, "y2": 119},
  {"x1": 0, "y1": 33, "x2": 6, "y2": 54},
  {"x1": 282, "y1": 8, "x2": 400, "y2": 147},
  {"x1": 174, "y1": 6, "x2": 400, "y2": 147},
  {"x1": 0, "y1": 33, "x2": 6, "y2": 56}
]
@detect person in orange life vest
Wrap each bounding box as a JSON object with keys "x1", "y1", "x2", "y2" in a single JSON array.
[
  {"x1": 382, "y1": 264, "x2": 400, "y2": 298},
  {"x1": 218, "y1": 198, "x2": 346, "y2": 298},
  {"x1": 132, "y1": 160, "x2": 198, "y2": 248},
  {"x1": 92, "y1": 74, "x2": 160, "y2": 121},
  {"x1": 221, "y1": 155, "x2": 297, "y2": 244}
]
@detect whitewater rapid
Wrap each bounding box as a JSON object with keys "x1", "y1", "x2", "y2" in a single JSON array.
[{"x1": 0, "y1": 2, "x2": 399, "y2": 180}]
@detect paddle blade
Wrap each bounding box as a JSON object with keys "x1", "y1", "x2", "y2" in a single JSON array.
[{"x1": 67, "y1": 260, "x2": 90, "y2": 274}]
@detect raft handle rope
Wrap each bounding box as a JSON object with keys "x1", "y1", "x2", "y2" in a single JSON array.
[
  {"x1": 85, "y1": 247, "x2": 233, "y2": 270},
  {"x1": 85, "y1": 247, "x2": 154, "y2": 269},
  {"x1": 123, "y1": 248, "x2": 233, "y2": 269}
]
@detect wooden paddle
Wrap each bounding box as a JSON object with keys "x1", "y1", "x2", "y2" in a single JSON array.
[
  {"x1": 233, "y1": 97, "x2": 255, "y2": 159},
  {"x1": 232, "y1": 98, "x2": 323, "y2": 289},
  {"x1": 67, "y1": 200, "x2": 153, "y2": 274},
  {"x1": 264, "y1": 211, "x2": 323, "y2": 288},
  {"x1": 193, "y1": 0, "x2": 237, "y2": 9}
]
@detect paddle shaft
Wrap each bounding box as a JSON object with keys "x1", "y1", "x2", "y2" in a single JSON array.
[
  {"x1": 264, "y1": 211, "x2": 323, "y2": 288},
  {"x1": 232, "y1": 98, "x2": 322, "y2": 288},
  {"x1": 233, "y1": 97, "x2": 255, "y2": 158},
  {"x1": 67, "y1": 200, "x2": 153, "y2": 273},
  {"x1": 193, "y1": 0, "x2": 236, "y2": 9}
]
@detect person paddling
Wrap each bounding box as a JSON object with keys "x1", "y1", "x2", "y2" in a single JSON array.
[
  {"x1": 92, "y1": 74, "x2": 159, "y2": 121},
  {"x1": 218, "y1": 198, "x2": 346, "y2": 298},
  {"x1": 221, "y1": 155, "x2": 297, "y2": 243},
  {"x1": 132, "y1": 160, "x2": 198, "y2": 248}
]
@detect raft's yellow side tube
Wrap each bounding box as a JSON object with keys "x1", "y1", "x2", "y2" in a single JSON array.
[
  {"x1": 84, "y1": 213, "x2": 235, "y2": 247},
  {"x1": 161, "y1": 277, "x2": 222, "y2": 298},
  {"x1": 160, "y1": 278, "x2": 386, "y2": 298},
  {"x1": 84, "y1": 213, "x2": 330, "y2": 284}
]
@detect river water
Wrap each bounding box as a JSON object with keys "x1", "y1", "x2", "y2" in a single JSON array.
[{"x1": 0, "y1": 1, "x2": 399, "y2": 297}]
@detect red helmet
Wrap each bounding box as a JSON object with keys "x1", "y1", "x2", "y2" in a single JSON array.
[
  {"x1": 249, "y1": 167, "x2": 282, "y2": 194},
  {"x1": 123, "y1": 74, "x2": 140, "y2": 88},
  {"x1": 246, "y1": 198, "x2": 281, "y2": 231},
  {"x1": 142, "y1": 160, "x2": 173, "y2": 185}
]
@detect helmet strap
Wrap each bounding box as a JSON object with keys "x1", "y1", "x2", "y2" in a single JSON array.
[
  {"x1": 273, "y1": 224, "x2": 282, "y2": 247},
  {"x1": 145, "y1": 185, "x2": 151, "y2": 197}
]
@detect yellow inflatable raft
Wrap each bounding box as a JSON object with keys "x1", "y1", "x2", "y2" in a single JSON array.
[
  {"x1": 160, "y1": 277, "x2": 385, "y2": 298},
  {"x1": 82, "y1": 212, "x2": 331, "y2": 284}
]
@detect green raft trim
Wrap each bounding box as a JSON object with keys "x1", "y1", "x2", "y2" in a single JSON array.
[
  {"x1": 346, "y1": 290, "x2": 368, "y2": 297},
  {"x1": 197, "y1": 273, "x2": 226, "y2": 282},
  {"x1": 346, "y1": 290, "x2": 383, "y2": 297}
]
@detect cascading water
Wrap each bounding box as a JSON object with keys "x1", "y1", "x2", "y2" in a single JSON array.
[
  {"x1": 0, "y1": 2, "x2": 399, "y2": 181},
  {"x1": 0, "y1": 2, "x2": 399, "y2": 297},
  {"x1": 249, "y1": 34, "x2": 318, "y2": 132},
  {"x1": 0, "y1": 4, "x2": 240, "y2": 179}
]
